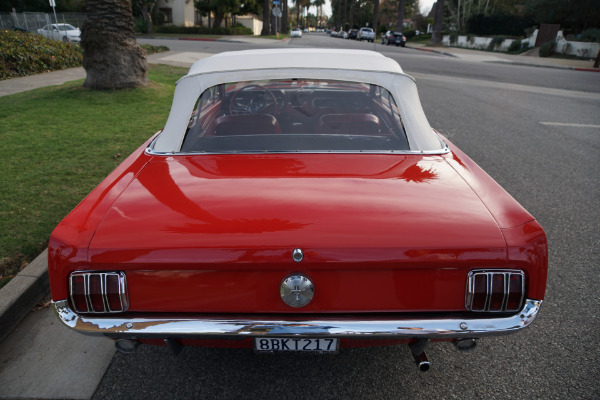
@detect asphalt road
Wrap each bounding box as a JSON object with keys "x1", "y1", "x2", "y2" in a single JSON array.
[{"x1": 96, "y1": 34, "x2": 600, "y2": 399}]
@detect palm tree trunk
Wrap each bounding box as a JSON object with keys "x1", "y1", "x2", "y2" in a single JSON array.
[
  {"x1": 82, "y1": 0, "x2": 148, "y2": 90},
  {"x1": 282, "y1": 1, "x2": 288, "y2": 33},
  {"x1": 396, "y1": 0, "x2": 405, "y2": 31},
  {"x1": 262, "y1": 0, "x2": 270, "y2": 35},
  {"x1": 429, "y1": 0, "x2": 444, "y2": 46},
  {"x1": 372, "y1": 0, "x2": 380, "y2": 36}
]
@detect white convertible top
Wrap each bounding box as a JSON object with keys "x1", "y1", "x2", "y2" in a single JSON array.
[
  {"x1": 151, "y1": 49, "x2": 447, "y2": 154},
  {"x1": 184, "y1": 48, "x2": 404, "y2": 77}
]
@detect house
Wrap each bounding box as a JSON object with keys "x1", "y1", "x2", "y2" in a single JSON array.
[{"x1": 156, "y1": 0, "x2": 263, "y2": 35}]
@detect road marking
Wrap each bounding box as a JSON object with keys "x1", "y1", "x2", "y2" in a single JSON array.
[
  {"x1": 540, "y1": 122, "x2": 600, "y2": 128},
  {"x1": 410, "y1": 72, "x2": 600, "y2": 100}
]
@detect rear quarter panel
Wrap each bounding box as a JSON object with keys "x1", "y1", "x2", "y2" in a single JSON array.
[{"x1": 442, "y1": 136, "x2": 547, "y2": 300}]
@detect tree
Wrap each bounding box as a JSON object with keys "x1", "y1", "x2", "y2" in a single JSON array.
[
  {"x1": 82, "y1": 0, "x2": 148, "y2": 90},
  {"x1": 526, "y1": 0, "x2": 600, "y2": 33},
  {"x1": 372, "y1": 0, "x2": 380, "y2": 34},
  {"x1": 261, "y1": 0, "x2": 270, "y2": 34},
  {"x1": 134, "y1": 0, "x2": 156, "y2": 34},
  {"x1": 429, "y1": 0, "x2": 444, "y2": 45},
  {"x1": 282, "y1": 0, "x2": 288, "y2": 33},
  {"x1": 194, "y1": 0, "x2": 257, "y2": 28},
  {"x1": 293, "y1": 0, "x2": 301, "y2": 27},
  {"x1": 396, "y1": 0, "x2": 405, "y2": 31},
  {"x1": 313, "y1": 0, "x2": 325, "y2": 28}
]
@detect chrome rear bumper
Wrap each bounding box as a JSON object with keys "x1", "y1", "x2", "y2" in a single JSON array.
[{"x1": 52, "y1": 299, "x2": 541, "y2": 340}]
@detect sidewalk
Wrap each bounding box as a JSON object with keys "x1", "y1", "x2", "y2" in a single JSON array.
[{"x1": 407, "y1": 42, "x2": 599, "y2": 71}]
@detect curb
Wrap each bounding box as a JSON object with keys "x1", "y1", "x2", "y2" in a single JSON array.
[
  {"x1": 406, "y1": 45, "x2": 458, "y2": 58},
  {"x1": 406, "y1": 45, "x2": 599, "y2": 72},
  {"x1": 574, "y1": 67, "x2": 600, "y2": 73},
  {"x1": 178, "y1": 37, "x2": 216, "y2": 42},
  {"x1": 486, "y1": 60, "x2": 573, "y2": 70},
  {"x1": 0, "y1": 249, "x2": 49, "y2": 343}
]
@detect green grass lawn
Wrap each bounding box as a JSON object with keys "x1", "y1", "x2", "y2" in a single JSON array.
[{"x1": 0, "y1": 64, "x2": 188, "y2": 288}]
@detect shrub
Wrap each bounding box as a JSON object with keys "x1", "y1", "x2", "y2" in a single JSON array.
[
  {"x1": 0, "y1": 30, "x2": 83, "y2": 80},
  {"x1": 135, "y1": 18, "x2": 149, "y2": 34},
  {"x1": 140, "y1": 44, "x2": 170, "y2": 54},
  {"x1": 155, "y1": 25, "x2": 253, "y2": 36},
  {"x1": 449, "y1": 31, "x2": 458, "y2": 45},
  {"x1": 507, "y1": 39, "x2": 522, "y2": 53},
  {"x1": 488, "y1": 36, "x2": 505, "y2": 51},
  {"x1": 539, "y1": 40, "x2": 556, "y2": 57},
  {"x1": 577, "y1": 48, "x2": 592, "y2": 58},
  {"x1": 467, "y1": 34, "x2": 475, "y2": 45},
  {"x1": 578, "y1": 28, "x2": 600, "y2": 43},
  {"x1": 403, "y1": 29, "x2": 416, "y2": 40}
]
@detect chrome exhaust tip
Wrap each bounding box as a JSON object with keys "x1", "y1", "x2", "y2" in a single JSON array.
[
  {"x1": 115, "y1": 339, "x2": 139, "y2": 353},
  {"x1": 408, "y1": 339, "x2": 431, "y2": 372},
  {"x1": 454, "y1": 338, "x2": 478, "y2": 352},
  {"x1": 413, "y1": 351, "x2": 431, "y2": 372}
]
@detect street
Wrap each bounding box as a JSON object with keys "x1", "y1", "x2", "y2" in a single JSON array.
[
  {"x1": 3, "y1": 33, "x2": 600, "y2": 399},
  {"x1": 93, "y1": 34, "x2": 600, "y2": 399}
]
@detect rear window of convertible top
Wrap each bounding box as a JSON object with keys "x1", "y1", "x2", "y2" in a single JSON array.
[{"x1": 180, "y1": 79, "x2": 410, "y2": 153}]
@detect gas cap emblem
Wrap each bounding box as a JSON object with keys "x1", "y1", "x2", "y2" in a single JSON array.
[
  {"x1": 280, "y1": 274, "x2": 314, "y2": 308},
  {"x1": 292, "y1": 248, "x2": 304, "y2": 262}
]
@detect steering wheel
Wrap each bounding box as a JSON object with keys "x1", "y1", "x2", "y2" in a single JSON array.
[{"x1": 229, "y1": 85, "x2": 278, "y2": 114}]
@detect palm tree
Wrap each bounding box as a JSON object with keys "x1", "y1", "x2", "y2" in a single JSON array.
[
  {"x1": 292, "y1": 0, "x2": 301, "y2": 27},
  {"x1": 82, "y1": 0, "x2": 148, "y2": 90},
  {"x1": 261, "y1": 0, "x2": 270, "y2": 35},
  {"x1": 429, "y1": 0, "x2": 445, "y2": 45},
  {"x1": 313, "y1": 0, "x2": 325, "y2": 28},
  {"x1": 372, "y1": 0, "x2": 380, "y2": 35},
  {"x1": 396, "y1": 0, "x2": 405, "y2": 31}
]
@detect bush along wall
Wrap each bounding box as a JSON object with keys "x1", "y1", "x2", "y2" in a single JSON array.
[
  {"x1": 0, "y1": 30, "x2": 83, "y2": 80},
  {"x1": 155, "y1": 25, "x2": 253, "y2": 36}
]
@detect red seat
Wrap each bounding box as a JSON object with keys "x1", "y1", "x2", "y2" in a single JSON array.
[
  {"x1": 214, "y1": 114, "x2": 281, "y2": 136},
  {"x1": 314, "y1": 114, "x2": 381, "y2": 135}
]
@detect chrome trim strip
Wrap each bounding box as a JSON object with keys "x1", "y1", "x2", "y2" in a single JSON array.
[
  {"x1": 144, "y1": 134, "x2": 450, "y2": 157},
  {"x1": 52, "y1": 299, "x2": 542, "y2": 340},
  {"x1": 144, "y1": 146, "x2": 451, "y2": 157}
]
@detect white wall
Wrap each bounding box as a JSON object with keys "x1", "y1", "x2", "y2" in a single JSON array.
[
  {"x1": 442, "y1": 35, "x2": 518, "y2": 51},
  {"x1": 442, "y1": 30, "x2": 599, "y2": 58},
  {"x1": 237, "y1": 15, "x2": 262, "y2": 36},
  {"x1": 556, "y1": 31, "x2": 600, "y2": 58}
]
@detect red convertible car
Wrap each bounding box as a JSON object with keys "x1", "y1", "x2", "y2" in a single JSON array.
[{"x1": 49, "y1": 49, "x2": 547, "y2": 371}]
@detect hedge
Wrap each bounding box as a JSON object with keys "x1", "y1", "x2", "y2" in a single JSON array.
[
  {"x1": 0, "y1": 29, "x2": 83, "y2": 80},
  {"x1": 155, "y1": 25, "x2": 253, "y2": 36},
  {"x1": 0, "y1": 31, "x2": 170, "y2": 81}
]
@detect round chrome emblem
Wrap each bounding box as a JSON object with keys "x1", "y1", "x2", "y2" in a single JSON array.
[
  {"x1": 280, "y1": 274, "x2": 314, "y2": 308},
  {"x1": 292, "y1": 248, "x2": 304, "y2": 263}
]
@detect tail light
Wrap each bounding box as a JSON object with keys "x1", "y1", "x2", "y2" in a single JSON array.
[
  {"x1": 69, "y1": 272, "x2": 128, "y2": 313},
  {"x1": 466, "y1": 270, "x2": 524, "y2": 312}
]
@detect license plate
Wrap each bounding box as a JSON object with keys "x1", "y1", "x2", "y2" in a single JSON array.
[{"x1": 254, "y1": 338, "x2": 339, "y2": 353}]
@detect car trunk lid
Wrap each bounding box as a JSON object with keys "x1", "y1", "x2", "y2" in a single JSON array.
[{"x1": 87, "y1": 154, "x2": 507, "y2": 313}]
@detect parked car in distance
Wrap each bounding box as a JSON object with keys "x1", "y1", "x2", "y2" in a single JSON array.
[
  {"x1": 330, "y1": 30, "x2": 338, "y2": 37},
  {"x1": 382, "y1": 30, "x2": 407, "y2": 47},
  {"x1": 347, "y1": 29, "x2": 358, "y2": 39},
  {"x1": 338, "y1": 30, "x2": 348, "y2": 39},
  {"x1": 357, "y1": 27, "x2": 375, "y2": 42},
  {"x1": 290, "y1": 28, "x2": 302, "y2": 38},
  {"x1": 49, "y1": 49, "x2": 547, "y2": 372},
  {"x1": 37, "y1": 23, "x2": 80, "y2": 43}
]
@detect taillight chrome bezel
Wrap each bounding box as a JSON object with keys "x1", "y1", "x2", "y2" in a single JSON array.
[
  {"x1": 69, "y1": 271, "x2": 129, "y2": 313},
  {"x1": 466, "y1": 270, "x2": 525, "y2": 312}
]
